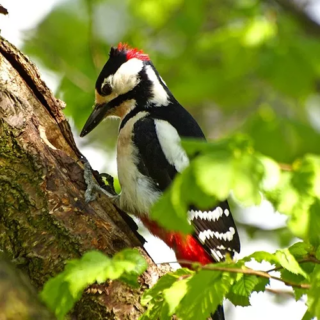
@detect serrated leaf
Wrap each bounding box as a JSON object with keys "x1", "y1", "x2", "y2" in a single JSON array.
[
  {"x1": 193, "y1": 150, "x2": 263, "y2": 206},
  {"x1": 163, "y1": 277, "x2": 189, "y2": 314},
  {"x1": 288, "y1": 242, "x2": 312, "y2": 258},
  {"x1": 253, "y1": 277, "x2": 269, "y2": 293},
  {"x1": 292, "y1": 155, "x2": 320, "y2": 198},
  {"x1": 193, "y1": 151, "x2": 234, "y2": 200},
  {"x1": 227, "y1": 274, "x2": 261, "y2": 307},
  {"x1": 293, "y1": 287, "x2": 308, "y2": 301},
  {"x1": 139, "y1": 302, "x2": 163, "y2": 320},
  {"x1": 258, "y1": 154, "x2": 281, "y2": 191},
  {"x1": 232, "y1": 275, "x2": 260, "y2": 296},
  {"x1": 151, "y1": 175, "x2": 193, "y2": 234},
  {"x1": 227, "y1": 291, "x2": 251, "y2": 306},
  {"x1": 141, "y1": 268, "x2": 193, "y2": 306},
  {"x1": 176, "y1": 270, "x2": 235, "y2": 320},
  {"x1": 302, "y1": 310, "x2": 314, "y2": 320},
  {"x1": 40, "y1": 249, "x2": 147, "y2": 319},
  {"x1": 276, "y1": 249, "x2": 308, "y2": 278},
  {"x1": 151, "y1": 135, "x2": 268, "y2": 234},
  {"x1": 140, "y1": 269, "x2": 193, "y2": 320},
  {"x1": 309, "y1": 200, "x2": 320, "y2": 247},
  {"x1": 280, "y1": 269, "x2": 309, "y2": 301},
  {"x1": 245, "y1": 251, "x2": 279, "y2": 264},
  {"x1": 264, "y1": 156, "x2": 320, "y2": 241},
  {"x1": 114, "y1": 249, "x2": 148, "y2": 287},
  {"x1": 307, "y1": 265, "x2": 320, "y2": 319}
]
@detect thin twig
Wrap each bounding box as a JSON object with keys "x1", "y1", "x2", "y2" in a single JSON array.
[
  {"x1": 267, "y1": 257, "x2": 320, "y2": 273},
  {"x1": 278, "y1": 162, "x2": 292, "y2": 171},
  {"x1": 265, "y1": 288, "x2": 295, "y2": 297},
  {"x1": 160, "y1": 259, "x2": 311, "y2": 289}
]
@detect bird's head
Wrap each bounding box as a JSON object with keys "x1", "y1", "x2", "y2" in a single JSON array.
[{"x1": 80, "y1": 43, "x2": 170, "y2": 137}]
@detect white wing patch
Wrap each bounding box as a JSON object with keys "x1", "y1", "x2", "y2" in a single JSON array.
[
  {"x1": 155, "y1": 120, "x2": 189, "y2": 172},
  {"x1": 211, "y1": 249, "x2": 224, "y2": 261},
  {"x1": 145, "y1": 65, "x2": 169, "y2": 106},
  {"x1": 198, "y1": 227, "x2": 236, "y2": 244},
  {"x1": 216, "y1": 245, "x2": 235, "y2": 252},
  {"x1": 188, "y1": 207, "x2": 230, "y2": 222}
]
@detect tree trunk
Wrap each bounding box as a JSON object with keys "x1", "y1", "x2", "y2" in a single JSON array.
[
  {"x1": 0, "y1": 37, "x2": 169, "y2": 319},
  {"x1": 0, "y1": 254, "x2": 55, "y2": 320}
]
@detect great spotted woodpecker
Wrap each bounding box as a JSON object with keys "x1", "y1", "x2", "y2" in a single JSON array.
[{"x1": 80, "y1": 43, "x2": 240, "y2": 320}]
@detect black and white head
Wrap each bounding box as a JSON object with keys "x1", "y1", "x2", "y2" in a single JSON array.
[{"x1": 80, "y1": 43, "x2": 171, "y2": 137}]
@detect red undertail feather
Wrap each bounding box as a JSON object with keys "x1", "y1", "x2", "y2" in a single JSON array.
[
  {"x1": 117, "y1": 42, "x2": 150, "y2": 61},
  {"x1": 141, "y1": 218, "x2": 213, "y2": 266}
]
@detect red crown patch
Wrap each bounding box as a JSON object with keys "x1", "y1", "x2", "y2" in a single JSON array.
[{"x1": 117, "y1": 43, "x2": 150, "y2": 61}]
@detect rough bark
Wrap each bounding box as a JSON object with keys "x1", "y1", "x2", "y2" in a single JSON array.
[{"x1": 0, "y1": 37, "x2": 170, "y2": 319}]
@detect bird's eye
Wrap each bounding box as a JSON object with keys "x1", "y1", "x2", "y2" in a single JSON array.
[{"x1": 101, "y1": 81, "x2": 112, "y2": 96}]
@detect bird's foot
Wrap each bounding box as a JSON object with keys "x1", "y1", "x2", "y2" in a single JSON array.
[{"x1": 82, "y1": 159, "x2": 117, "y2": 203}]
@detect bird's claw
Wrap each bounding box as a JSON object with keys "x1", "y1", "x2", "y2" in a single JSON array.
[{"x1": 82, "y1": 160, "x2": 117, "y2": 203}]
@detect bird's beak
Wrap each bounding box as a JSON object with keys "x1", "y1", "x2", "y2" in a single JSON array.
[{"x1": 80, "y1": 102, "x2": 113, "y2": 137}]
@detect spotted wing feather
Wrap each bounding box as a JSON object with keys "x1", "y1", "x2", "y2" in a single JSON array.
[{"x1": 189, "y1": 201, "x2": 240, "y2": 262}]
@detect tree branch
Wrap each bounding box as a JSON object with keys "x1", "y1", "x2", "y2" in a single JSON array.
[
  {"x1": 265, "y1": 288, "x2": 295, "y2": 297},
  {"x1": 266, "y1": 256, "x2": 320, "y2": 273},
  {"x1": 171, "y1": 260, "x2": 311, "y2": 289}
]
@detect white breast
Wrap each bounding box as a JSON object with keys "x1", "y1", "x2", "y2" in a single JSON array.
[{"x1": 117, "y1": 111, "x2": 161, "y2": 215}]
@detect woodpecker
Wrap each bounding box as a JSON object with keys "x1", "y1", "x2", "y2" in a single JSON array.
[{"x1": 80, "y1": 43, "x2": 240, "y2": 320}]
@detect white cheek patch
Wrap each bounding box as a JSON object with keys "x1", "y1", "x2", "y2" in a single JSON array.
[
  {"x1": 111, "y1": 58, "x2": 144, "y2": 95},
  {"x1": 145, "y1": 65, "x2": 169, "y2": 106}
]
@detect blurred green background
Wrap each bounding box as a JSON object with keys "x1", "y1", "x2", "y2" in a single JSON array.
[
  {"x1": 3, "y1": 0, "x2": 320, "y2": 318},
  {"x1": 20, "y1": 0, "x2": 320, "y2": 257},
  {"x1": 23, "y1": 0, "x2": 320, "y2": 163}
]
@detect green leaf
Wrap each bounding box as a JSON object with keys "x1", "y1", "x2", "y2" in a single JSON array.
[
  {"x1": 280, "y1": 269, "x2": 309, "y2": 301},
  {"x1": 189, "y1": 136, "x2": 264, "y2": 206},
  {"x1": 227, "y1": 274, "x2": 260, "y2": 306},
  {"x1": 227, "y1": 291, "x2": 250, "y2": 307},
  {"x1": 141, "y1": 269, "x2": 193, "y2": 320},
  {"x1": 151, "y1": 178, "x2": 193, "y2": 234},
  {"x1": 275, "y1": 249, "x2": 308, "y2": 279},
  {"x1": 232, "y1": 274, "x2": 260, "y2": 296},
  {"x1": 163, "y1": 277, "x2": 189, "y2": 314},
  {"x1": 245, "y1": 251, "x2": 279, "y2": 265},
  {"x1": 307, "y1": 265, "x2": 320, "y2": 319},
  {"x1": 316, "y1": 246, "x2": 320, "y2": 260},
  {"x1": 176, "y1": 270, "x2": 235, "y2": 320},
  {"x1": 302, "y1": 310, "x2": 314, "y2": 320},
  {"x1": 288, "y1": 242, "x2": 312, "y2": 258},
  {"x1": 40, "y1": 250, "x2": 147, "y2": 319},
  {"x1": 114, "y1": 249, "x2": 148, "y2": 287},
  {"x1": 294, "y1": 288, "x2": 308, "y2": 301},
  {"x1": 265, "y1": 155, "x2": 320, "y2": 242},
  {"x1": 152, "y1": 135, "x2": 269, "y2": 234},
  {"x1": 142, "y1": 268, "x2": 193, "y2": 303},
  {"x1": 252, "y1": 277, "x2": 270, "y2": 293},
  {"x1": 309, "y1": 200, "x2": 320, "y2": 247}
]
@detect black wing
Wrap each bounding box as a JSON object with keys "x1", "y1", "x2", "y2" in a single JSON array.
[{"x1": 132, "y1": 111, "x2": 240, "y2": 262}]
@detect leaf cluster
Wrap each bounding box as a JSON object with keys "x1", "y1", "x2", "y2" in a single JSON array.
[
  {"x1": 141, "y1": 243, "x2": 320, "y2": 320},
  {"x1": 40, "y1": 249, "x2": 147, "y2": 320}
]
